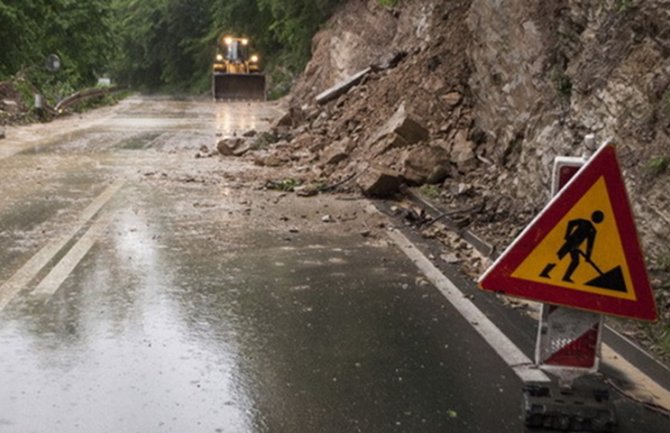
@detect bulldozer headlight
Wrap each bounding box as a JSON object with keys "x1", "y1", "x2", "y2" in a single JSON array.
[
  {"x1": 224, "y1": 36, "x2": 233, "y2": 45},
  {"x1": 216, "y1": 54, "x2": 224, "y2": 62},
  {"x1": 250, "y1": 55, "x2": 259, "y2": 63}
]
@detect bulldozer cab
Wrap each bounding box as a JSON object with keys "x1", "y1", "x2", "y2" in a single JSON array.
[
  {"x1": 221, "y1": 37, "x2": 248, "y2": 62},
  {"x1": 212, "y1": 35, "x2": 266, "y2": 100}
]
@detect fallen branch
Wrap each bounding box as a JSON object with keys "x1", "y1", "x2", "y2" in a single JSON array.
[
  {"x1": 320, "y1": 171, "x2": 359, "y2": 192},
  {"x1": 55, "y1": 86, "x2": 119, "y2": 112},
  {"x1": 425, "y1": 201, "x2": 484, "y2": 227}
]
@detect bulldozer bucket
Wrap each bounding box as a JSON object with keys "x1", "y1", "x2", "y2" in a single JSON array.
[{"x1": 213, "y1": 73, "x2": 266, "y2": 101}]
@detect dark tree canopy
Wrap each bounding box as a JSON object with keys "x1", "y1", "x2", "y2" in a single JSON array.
[{"x1": 0, "y1": 0, "x2": 345, "y2": 97}]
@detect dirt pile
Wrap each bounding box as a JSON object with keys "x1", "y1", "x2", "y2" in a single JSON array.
[{"x1": 221, "y1": 0, "x2": 670, "y2": 360}]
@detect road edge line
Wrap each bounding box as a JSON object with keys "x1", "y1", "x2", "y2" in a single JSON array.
[{"x1": 383, "y1": 225, "x2": 550, "y2": 383}]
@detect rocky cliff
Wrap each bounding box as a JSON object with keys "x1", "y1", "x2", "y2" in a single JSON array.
[{"x1": 254, "y1": 0, "x2": 669, "y2": 349}]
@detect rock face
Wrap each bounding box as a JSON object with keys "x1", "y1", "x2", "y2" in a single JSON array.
[
  {"x1": 291, "y1": 0, "x2": 434, "y2": 103},
  {"x1": 466, "y1": 0, "x2": 670, "y2": 258},
  {"x1": 283, "y1": 0, "x2": 670, "y2": 266}
]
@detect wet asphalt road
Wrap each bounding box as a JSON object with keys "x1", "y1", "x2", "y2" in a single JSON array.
[{"x1": 0, "y1": 96, "x2": 668, "y2": 433}]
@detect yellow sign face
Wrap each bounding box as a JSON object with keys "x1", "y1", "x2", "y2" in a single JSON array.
[{"x1": 511, "y1": 176, "x2": 635, "y2": 300}]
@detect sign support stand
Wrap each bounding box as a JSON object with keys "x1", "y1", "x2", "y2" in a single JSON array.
[
  {"x1": 521, "y1": 137, "x2": 616, "y2": 432},
  {"x1": 479, "y1": 136, "x2": 658, "y2": 431},
  {"x1": 535, "y1": 151, "x2": 603, "y2": 388}
]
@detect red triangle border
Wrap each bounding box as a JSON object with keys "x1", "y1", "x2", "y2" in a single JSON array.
[{"x1": 478, "y1": 144, "x2": 657, "y2": 321}]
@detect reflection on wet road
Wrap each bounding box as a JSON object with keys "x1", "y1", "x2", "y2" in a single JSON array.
[
  {"x1": 0, "y1": 96, "x2": 520, "y2": 432},
  {"x1": 1, "y1": 96, "x2": 668, "y2": 433}
]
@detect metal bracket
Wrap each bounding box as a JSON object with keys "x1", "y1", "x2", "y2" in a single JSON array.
[{"x1": 522, "y1": 382, "x2": 617, "y2": 432}]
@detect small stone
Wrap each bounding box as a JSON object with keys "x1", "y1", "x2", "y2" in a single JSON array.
[
  {"x1": 295, "y1": 185, "x2": 319, "y2": 197},
  {"x1": 441, "y1": 253, "x2": 461, "y2": 264},
  {"x1": 242, "y1": 129, "x2": 257, "y2": 137},
  {"x1": 442, "y1": 92, "x2": 462, "y2": 107},
  {"x1": 321, "y1": 215, "x2": 333, "y2": 223},
  {"x1": 217, "y1": 138, "x2": 243, "y2": 156}
]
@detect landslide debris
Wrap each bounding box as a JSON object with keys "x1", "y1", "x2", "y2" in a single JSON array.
[{"x1": 210, "y1": 0, "x2": 670, "y2": 363}]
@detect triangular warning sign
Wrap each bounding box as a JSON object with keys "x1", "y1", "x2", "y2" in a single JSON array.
[{"x1": 479, "y1": 144, "x2": 657, "y2": 321}]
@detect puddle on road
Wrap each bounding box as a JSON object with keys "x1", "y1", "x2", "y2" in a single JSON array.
[
  {"x1": 0, "y1": 184, "x2": 523, "y2": 433},
  {"x1": 118, "y1": 132, "x2": 163, "y2": 150},
  {"x1": 0, "y1": 97, "x2": 528, "y2": 433}
]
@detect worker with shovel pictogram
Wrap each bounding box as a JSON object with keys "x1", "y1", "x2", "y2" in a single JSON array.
[{"x1": 539, "y1": 211, "x2": 627, "y2": 292}]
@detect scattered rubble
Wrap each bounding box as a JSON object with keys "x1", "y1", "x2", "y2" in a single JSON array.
[{"x1": 199, "y1": 0, "x2": 670, "y2": 363}]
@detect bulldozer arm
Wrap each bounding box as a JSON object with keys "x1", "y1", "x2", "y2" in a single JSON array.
[{"x1": 213, "y1": 73, "x2": 266, "y2": 101}]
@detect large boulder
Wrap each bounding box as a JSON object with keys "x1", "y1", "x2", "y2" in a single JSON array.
[
  {"x1": 401, "y1": 145, "x2": 450, "y2": 184},
  {"x1": 321, "y1": 138, "x2": 354, "y2": 165},
  {"x1": 450, "y1": 130, "x2": 477, "y2": 173},
  {"x1": 368, "y1": 102, "x2": 429, "y2": 147},
  {"x1": 357, "y1": 165, "x2": 402, "y2": 198}
]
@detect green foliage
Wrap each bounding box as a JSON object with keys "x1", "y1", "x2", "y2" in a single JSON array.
[
  {"x1": 2, "y1": 0, "x2": 346, "y2": 97},
  {"x1": 69, "y1": 90, "x2": 131, "y2": 113},
  {"x1": 647, "y1": 156, "x2": 669, "y2": 178},
  {"x1": 420, "y1": 184, "x2": 441, "y2": 199},
  {"x1": 111, "y1": 0, "x2": 345, "y2": 94},
  {"x1": 377, "y1": 0, "x2": 399, "y2": 7},
  {"x1": 0, "y1": 0, "x2": 114, "y2": 95},
  {"x1": 550, "y1": 66, "x2": 572, "y2": 98},
  {"x1": 616, "y1": 0, "x2": 633, "y2": 13},
  {"x1": 266, "y1": 178, "x2": 302, "y2": 192}
]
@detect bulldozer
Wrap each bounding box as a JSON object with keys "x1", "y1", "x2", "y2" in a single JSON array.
[{"x1": 212, "y1": 35, "x2": 266, "y2": 101}]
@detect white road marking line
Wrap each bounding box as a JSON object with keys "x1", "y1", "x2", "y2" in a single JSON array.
[
  {"x1": 0, "y1": 180, "x2": 124, "y2": 310},
  {"x1": 385, "y1": 228, "x2": 551, "y2": 383},
  {"x1": 32, "y1": 214, "x2": 111, "y2": 297},
  {"x1": 369, "y1": 204, "x2": 670, "y2": 404}
]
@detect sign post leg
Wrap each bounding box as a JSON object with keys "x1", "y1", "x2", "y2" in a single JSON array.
[{"x1": 523, "y1": 140, "x2": 616, "y2": 431}]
